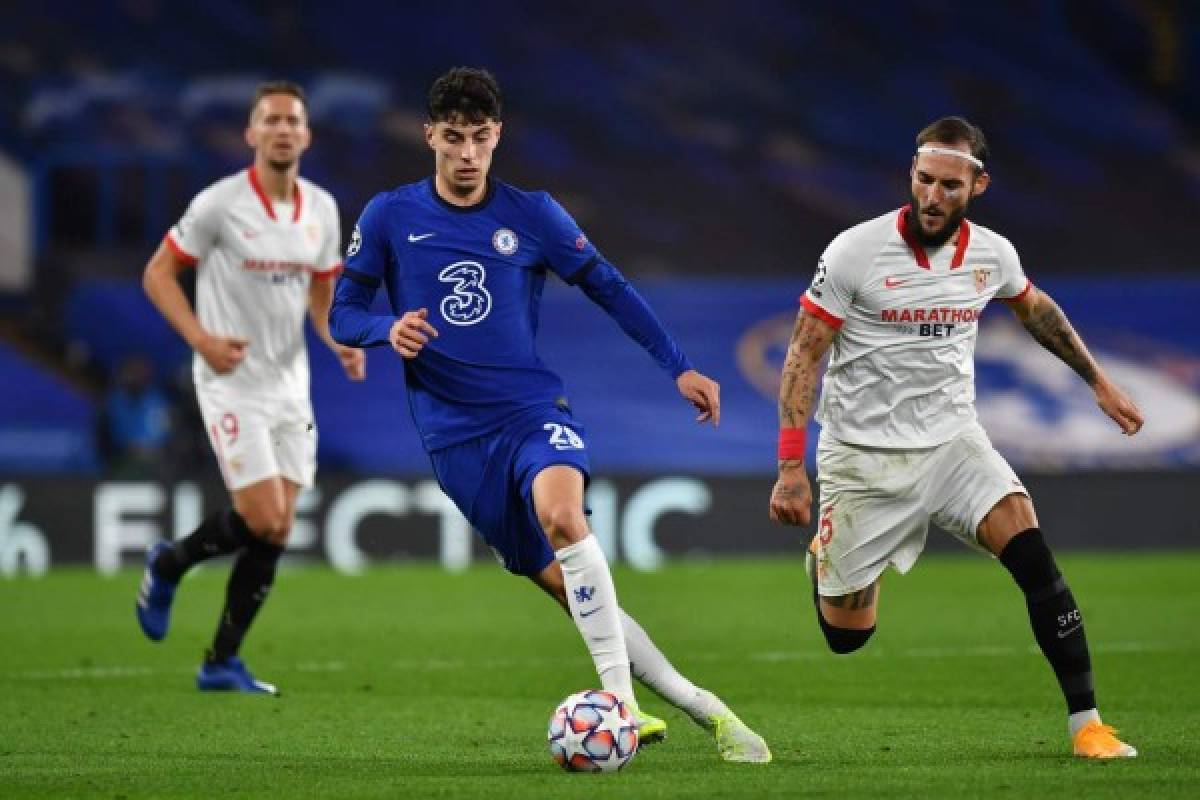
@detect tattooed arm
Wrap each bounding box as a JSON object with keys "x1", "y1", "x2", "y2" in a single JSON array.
[
  {"x1": 769, "y1": 311, "x2": 838, "y2": 527},
  {"x1": 1008, "y1": 286, "x2": 1143, "y2": 435}
]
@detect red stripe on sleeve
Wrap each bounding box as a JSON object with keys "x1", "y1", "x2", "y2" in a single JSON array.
[
  {"x1": 1000, "y1": 279, "x2": 1033, "y2": 305},
  {"x1": 800, "y1": 294, "x2": 844, "y2": 329},
  {"x1": 312, "y1": 263, "x2": 343, "y2": 280},
  {"x1": 164, "y1": 233, "x2": 198, "y2": 266}
]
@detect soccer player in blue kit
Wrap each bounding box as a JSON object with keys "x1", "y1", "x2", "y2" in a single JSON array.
[{"x1": 330, "y1": 67, "x2": 770, "y2": 763}]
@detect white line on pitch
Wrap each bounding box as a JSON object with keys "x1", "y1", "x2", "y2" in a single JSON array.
[{"x1": 3, "y1": 640, "x2": 1184, "y2": 682}]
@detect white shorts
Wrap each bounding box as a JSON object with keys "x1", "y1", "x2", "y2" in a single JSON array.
[
  {"x1": 812, "y1": 423, "x2": 1027, "y2": 596},
  {"x1": 197, "y1": 388, "x2": 317, "y2": 491}
]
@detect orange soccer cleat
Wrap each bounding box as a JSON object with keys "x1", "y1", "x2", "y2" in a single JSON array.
[{"x1": 1072, "y1": 720, "x2": 1138, "y2": 759}]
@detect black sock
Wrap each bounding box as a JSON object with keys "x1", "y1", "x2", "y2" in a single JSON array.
[
  {"x1": 153, "y1": 509, "x2": 253, "y2": 583},
  {"x1": 998, "y1": 528, "x2": 1096, "y2": 714},
  {"x1": 208, "y1": 536, "x2": 283, "y2": 663}
]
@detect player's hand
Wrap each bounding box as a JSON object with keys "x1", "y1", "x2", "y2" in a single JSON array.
[
  {"x1": 676, "y1": 369, "x2": 720, "y2": 426},
  {"x1": 1094, "y1": 375, "x2": 1143, "y2": 435},
  {"x1": 336, "y1": 344, "x2": 366, "y2": 381},
  {"x1": 196, "y1": 334, "x2": 249, "y2": 374},
  {"x1": 389, "y1": 308, "x2": 439, "y2": 359},
  {"x1": 769, "y1": 465, "x2": 812, "y2": 527}
]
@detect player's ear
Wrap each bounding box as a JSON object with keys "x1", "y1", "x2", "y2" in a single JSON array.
[
  {"x1": 972, "y1": 170, "x2": 990, "y2": 197},
  {"x1": 424, "y1": 123, "x2": 435, "y2": 150},
  {"x1": 244, "y1": 124, "x2": 256, "y2": 150},
  {"x1": 493, "y1": 121, "x2": 503, "y2": 143}
]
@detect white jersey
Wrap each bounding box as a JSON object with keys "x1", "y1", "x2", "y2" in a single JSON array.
[
  {"x1": 166, "y1": 167, "x2": 342, "y2": 400},
  {"x1": 802, "y1": 206, "x2": 1030, "y2": 449}
]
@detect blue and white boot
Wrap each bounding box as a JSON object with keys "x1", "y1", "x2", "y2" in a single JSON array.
[
  {"x1": 196, "y1": 656, "x2": 280, "y2": 696},
  {"x1": 135, "y1": 541, "x2": 177, "y2": 642}
]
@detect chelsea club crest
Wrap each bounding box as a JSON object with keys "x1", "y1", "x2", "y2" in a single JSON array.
[{"x1": 492, "y1": 228, "x2": 518, "y2": 255}]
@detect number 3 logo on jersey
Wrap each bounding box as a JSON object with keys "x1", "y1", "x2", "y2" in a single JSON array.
[{"x1": 438, "y1": 260, "x2": 492, "y2": 325}]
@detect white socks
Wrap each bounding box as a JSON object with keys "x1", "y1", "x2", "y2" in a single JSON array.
[
  {"x1": 556, "y1": 535, "x2": 634, "y2": 705},
  {"x1": 1069, "y1": 708, "x2": 1100, "y2": 737},
  {"x1": 620, "y1": 609, "x2": 725, "y2": 723}
]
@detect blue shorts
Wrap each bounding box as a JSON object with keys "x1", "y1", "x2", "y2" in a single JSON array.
[{"x1": 429, "y1": 405, "x2": 591, "y2": 576}]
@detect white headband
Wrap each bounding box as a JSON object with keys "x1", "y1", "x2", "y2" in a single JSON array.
[{"x1": 917, "y1": 145, "x2": 984, "y2": 170}]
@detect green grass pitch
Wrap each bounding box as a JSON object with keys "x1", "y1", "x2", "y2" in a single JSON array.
[{"x1": 2, "y1": 553, "x2": 1198, "y2": 798}]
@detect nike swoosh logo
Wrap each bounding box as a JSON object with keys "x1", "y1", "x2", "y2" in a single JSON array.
[
  {"x1": 408, "y1": 232, "x2": 435, "y2": 242},
  {"x1": 884, "y1": 277, "x2": 909, "y2": 288},
  {"x1": 579, "y1": 606, "x2": 605, "y2": 618},
  {"x1": 1058, "y1": 623, "x2": 1082, "y2": 639}
]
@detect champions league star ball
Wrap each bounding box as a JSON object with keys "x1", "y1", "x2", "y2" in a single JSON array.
[{"x1": 547, "y1": 689, "x2": 639, "y2": 772}]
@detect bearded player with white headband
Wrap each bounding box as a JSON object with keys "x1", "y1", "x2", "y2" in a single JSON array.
[{"x1": 768, "y1": 116, "x2": 1144, "y2": 759}]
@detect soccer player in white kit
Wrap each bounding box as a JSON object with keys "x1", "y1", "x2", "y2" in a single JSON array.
[
  {"x1": 135, "y1": 81, "x2": 365, "y2": 694},
  {"x1": 768, "y1": 117, "x2": 1144, "y2": 759}
]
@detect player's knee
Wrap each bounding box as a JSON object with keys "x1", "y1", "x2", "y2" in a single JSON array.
[
  {"x1": 817, "y1": 612, "x2": 875, "y2": 654},
  {"x1": 539, "y1": 504, "x2": 588, "y2": 547},
  {"x1": 241, "y1": 504, "x2": 291, "y2": 544}
]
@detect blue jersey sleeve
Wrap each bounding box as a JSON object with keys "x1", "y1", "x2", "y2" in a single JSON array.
[
  {"x1": 331, "y1": 194, "x2": 395, "y2": 347},
  {"x1": 536, "y1": 194, "x2": 601, "y2": 284},
  {"x1": 578, "y1": 257, "x2": 694, "y2": 379}
]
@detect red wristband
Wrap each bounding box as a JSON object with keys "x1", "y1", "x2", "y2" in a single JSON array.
[{"x1": 778, "y1": 428, "x2": 806, "y2": 461}]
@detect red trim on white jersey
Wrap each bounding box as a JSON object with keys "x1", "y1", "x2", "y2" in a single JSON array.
[
  {"x1": 247, "y1": 166, "x2": 276, "y2": 220},
  {"x1": 949, "y1": 219, "x2": 971, "y2": 268},
  {"x1": 164, "y1": 233, "x2": 198, "y2": 266},
  {"x1": 1000, "y1": 278, "x2": 1033, "y2": 304},
  {"x1": 313, "y1": 262, "x2": 343, "y2": 280},
  {"x1": 800, "y1": 294, "x2": 844, "y2": 330},
  {"x1": 247, "y1": 166, "x2": 303, "y2": 222},
  {"x1": 897, "y1": 205, "x2": 970, "y2": 269},
  {"x1": 897, "y1": 206, "x2": 930, "y2": 269}
]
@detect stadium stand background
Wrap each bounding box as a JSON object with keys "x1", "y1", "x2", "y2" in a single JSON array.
[{"x1": 0, "y1": 1, "x2": 1196, "y2": 569}]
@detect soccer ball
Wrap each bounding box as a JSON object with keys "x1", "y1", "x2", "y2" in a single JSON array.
[{"x1": 547, "y1": 689, "x2": 639, "y2": 772}]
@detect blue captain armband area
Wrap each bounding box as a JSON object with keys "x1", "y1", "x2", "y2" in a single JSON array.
[
  {"x1": 330, "y1": 272, "x2": 395, "y2": 348},
  {"x1": 573, "y1": 257, "x2": 694, "y2": 378}
]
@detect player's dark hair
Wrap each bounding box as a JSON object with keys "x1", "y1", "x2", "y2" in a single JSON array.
[
  {"x1": 427, "y1": 67, "x2": 502, "y2": 124},
  {"x1": 916, "y1": 116, "x2": 988, "y2": 172},
  {"x1": 249, "y1": 80, "x2": 307, "y2": 121}
]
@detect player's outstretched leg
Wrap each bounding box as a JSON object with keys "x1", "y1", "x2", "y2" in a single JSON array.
[
  {"x1": 536, "y1": 466, "x2": 638, "y2": 711},
  {"x1": 134, "y1": 509, "x2": 254, "y2": 641},
  {"x1": 995, "y1": 525, "x2": 1136, "y2": 759},
  {"x1": 555, "y1": 534, "x2": 635, "y2": 702},
  {"x1": 197, "y1": 534, "x2": 284, "y2": 696},
  {"x1": 621, "y1": 610, "x2": 772, "y2": 763},
  {"x1": 532, "y1": 551, "x2": 666, "y2": 744}
]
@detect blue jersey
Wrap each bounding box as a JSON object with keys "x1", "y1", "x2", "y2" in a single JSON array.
[{"x1": 332, "y1": 177, "x2": 691, "y2": 451}]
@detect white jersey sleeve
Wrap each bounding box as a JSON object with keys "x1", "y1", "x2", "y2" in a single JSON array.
[
  {"x1": 992, "y1": 233, "x2": 1031, "y2": 301},
  {"x1": 166, "y1": 185, "x2": 223, "y2": 264},
  {"x1": 312, "y1": 188, "x2": 343, "y2": 275},
  {"x1": 801, "y1": 231, "x2": 864, "y2": 328}
]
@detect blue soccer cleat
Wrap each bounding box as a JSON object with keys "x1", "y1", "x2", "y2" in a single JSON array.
[
  {"x1": 196, "y1": 656, "x2": 280, "y2": 696},
  {"x1": 135, "y1": 541, "x2": 177, "y2": 641}
]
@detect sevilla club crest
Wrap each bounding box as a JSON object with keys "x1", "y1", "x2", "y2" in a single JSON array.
[{"x1": 973, "y1": 267, "x2": 991, "y2": 294}]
